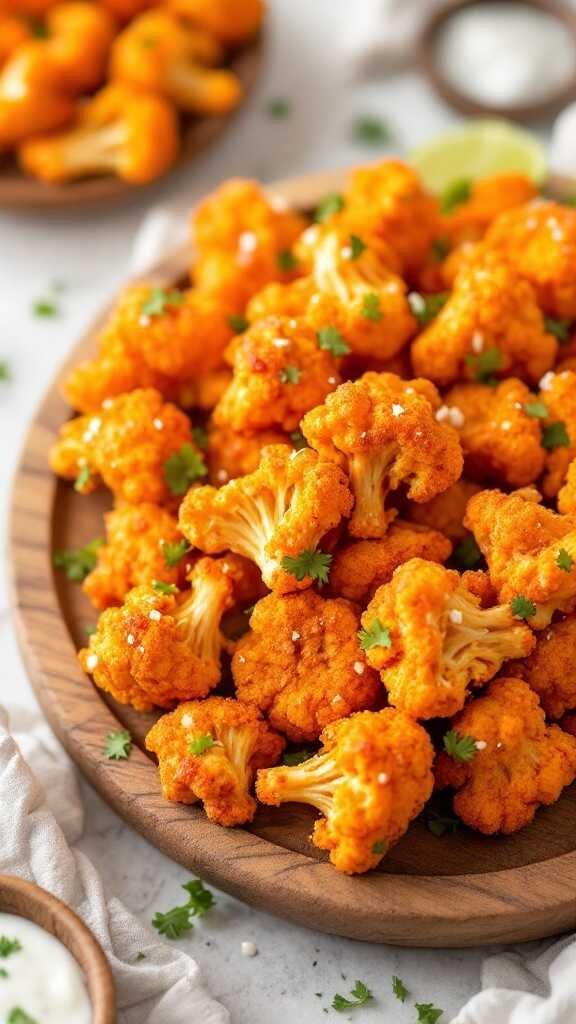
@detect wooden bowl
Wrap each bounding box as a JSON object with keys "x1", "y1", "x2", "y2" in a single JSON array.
[
  {"x1": 0, "y1": 874, "x2": 115, "y2": 1022},
  {"x1": 10, "y1": 168, "x2": 576, "y2": 948},
  {"x1": 418, "y1": 0, "x2": 576, "y2": 121},
  {"x1": 0, "y1": 37, "x2": 262, "y2": 211}
]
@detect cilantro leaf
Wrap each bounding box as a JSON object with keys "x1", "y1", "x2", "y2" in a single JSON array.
[
  {"x1": 7, "y1": 1011, "x2": 38, "y2": 1024},
  {"x1": 53, "y1": 538, "x2": 104, "y2": 582},
  {"x1": 346, "y1": 234, "x2": 366, "y2": 260},
  {"x1": 140, "y1": 287, "x2": 184, "y2": 319},
  {"x1": 431, "y1": 238, "x2": 450, "y2": 262},
  {"x1": 317, "y1": 325, "x2": 350, "y2": 356},
  {"x1": 74, "y1": 464, "x2": 91, "y2": 492},
  {"x1": 352, "y1": 115, "x2": 391, "y2": 146},
  {"x1": 371, "y1": 840, "x2": 387, "y2": 854},
  {"x1": 523, "y1": 400, "x2": 549, "y2": 418},
  {"x1": 33, "y1": 298, "x2": 58, "y2": 317},
  {"x1": 544, "y1": 316, "x2": 572, "y2": 343},
  {"x1": 0, "y1": 967, "x2": 8, "y2": 978},
  {"x1": 441, "y1": 178, "x2": 472, "y2": 214},
  {"x1": 358, "y1": 619, "x2": 392, "y2": 651},
  {"x1": 511, "y1": 594, "x2": 537, "y2": 620},
  {"x1": 283, "y1": 749, "x2": 312, "y2": 766},
  {"x1": 465, "y1": 346, "x2": 502, "y2": 384},
  {"x1": 164, "y1": 443, "x2": 207, "y2": 495},
  {"x1": 314, "y1": 192, "x2": 345, "y2": 223},
  {"x1": 188, "y1": 735, "x2": 217, "y2": 755},
  {"x1": 152, "y1": 878, "x2": 215, "y2": 939},
  {"x1": 265, "y1": 97, "x2": 291, "y2": 118},
  {"x1": 152, "y1": 580, "x2": 178, "y2": 595},
  {"x1": 182, "y1": 878, "x2": 215, "y2": 917},
  {"x1": 415, "y1": 1002, "x2": 444, "y2": 1023},
  {"x1": 557, "y1": 548, "x2": 574, "y2": 573},
  {"x1": 162, "y1": 539, "x2": 190, "y2": 568},
  {"x1": 279, "y1": 365, "x2": 301, "y2": 384},
  {"x1": 277, "y1": 249, "x2": 298, "y2": 272},
  {"x1": 392, "y1": 975, "x2": 409, "y2": 1002},
  {"x1": 289, "y1": 429, "x2": 308, "y2": 451},
  {"x1": 0, "y1": 938, "x2": 21, "y2": 960},
  {"x1": 0, "y1": 361, "x2": 10, "y2": 381},
  {"x1": 228, "y1": 314, "x2": 249, "y2": 333},
  {"x1": 443, "y1": 729, "x2": 477, "y2": 763},
  {"x1": 427, "y1": 813, "x2": 461, "y2": 837},
  {"x1": 281, "y1": 548, "x2": 332, "y2": 584},
  {"x1": 408, "y1": 291, "x2": 448, "y2": 326},
  {"x1": 362, "y1": 292, "x2": 382, "y2": 321},
  {"x1": 332, "y1": 980, "x2": 373, "y2": 1011},
  {"x1": 453, "y1": 535, "x2": 482, "y2": 570},
  {"x1": 191, "y1": 425, "x2": 208, "y2": 450},
  {"x1": 542, "y1": 420, "x2": 570, "y2": 450},
  {"x1": 104, "y1": 730, "x2": 132, "y2": 760}
]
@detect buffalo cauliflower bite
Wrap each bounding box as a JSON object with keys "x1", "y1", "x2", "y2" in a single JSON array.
[
  {"x1": 256, "y1": 708, "x2": 434, "y2": 874},
  {"x1": 178, "y1": 444, "x2": 353, "y2": 592},
  {"x1": 83, "y1": 503, "x2": 187, "y2": 610},
  {"x1": 79, "y1": 556, "x2": 237, "y2": 710},
  {"x1": 213, "y1": 316, "x2": 341, "y2": 433},
  {"x1": 443, "y1": 379, "x2": 545, "y2": 488},
  {"x1": 0, "y1": 42, "x2": 74, "y2": 147},
  {"x1": 206, "y1": 423, "x2": 289, "y2": 484},
  {"x1": 406, "y1": 478, "x2": 482, "y2": 542},
  {"x1": 50, "y1": 388, "x2": 200, "y2": 505},
  {"x1": 411, "y1": 253, "x2": 557, "y2": 387},
  {"x1": 465, "y1": 489, "x2": 576, "y2": 625},
  {"x1": 167, "y1": 0, "x2": 264, "y2": 45},
  {"x1": 329, "y1": 521, "x2": 452, "y2": 603},
  {"x1": 361, "y1": 558, "x2": 535, "y2": 719},
  {"x1": 302, "y1": 372, "x2": 463, "y2": 538},
  {"x1": 484, "y1": 201, "x2": 576, "y2": 318},
  {"x1": 435, "y1": 677, "x2": 576, "y2": 834},
  {"x1": 558, "y1": 460, "x2": 576, "y2": 515},
  {"x1": 506, "y1": 614, "x2": 576, "y2": 719},
  {"x1": 538, "y1": 370, "x2": 576, "y2": 499},
  {"x1": 145, "y1": 697, "x2": 284, "y2": 826},
  {"x1": 231, "y1": 590, "x2": 380, "y2": 742}
]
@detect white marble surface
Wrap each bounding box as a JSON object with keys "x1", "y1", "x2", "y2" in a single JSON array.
[{"x1": 0, "y1": 0, "x2": 558, "y2": 1018}]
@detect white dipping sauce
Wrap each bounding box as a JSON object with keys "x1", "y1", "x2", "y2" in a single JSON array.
[
  {"x1": 0, "y1": 913, "x2": 91, "y2": 1023},
  {"x1": 436, "y1": 2, "x2": 576, "y2": 106}
]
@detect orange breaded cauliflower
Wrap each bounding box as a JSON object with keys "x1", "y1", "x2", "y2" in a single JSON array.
[
  {"x1": 206, "y1": 423, "x2": 288, "y2": 485},
  {"x1": 412, "y1": 252, "x2": 557, "y2": 388},
  {"x1": 443, "y1": 173, "x2": 538, "y2": 247},
  {"x1": 83, "y1": 502, "x2": 187, "y2": 610},
  {"x1": 231, "y1": 590, "x2": 379, "y2": 742},
  {"x1": 435, "y1": 677, "x2": 576, "y2": 834},
  {"x1": 0, "y1": 16, "x2": 34, "y2": 68},
  {"x1": 558, "y1": 460, "x2": 576, "y2": 515},
  {"x1": 44, "y1": 1, "x2": 116, "y2": 93},
  {"x1": 79, "y1": 556, "x2": 238, "y2": 710},
  {"x1": 145, "y1": 697, "x2": 284, "y2": 826},
  {"x1": 507, "y1": 614, "x2": 576, "y2": 720},
  {"x1": 0, "y1": 42, "x2": 74, "y2": 147},
  {"x1": 406, "y1": 478, "x2": 482, "y2": 542},
  {"x1": 178, "y1": 444, "x2": 352, "y2": 592},
  {"x1": 50, "y1": 388, "x2": 200, "y2": 505},
  {"x1": 329, "y1": 521, "x2": 452, "y2": 603},
  {"x1": 465, "y1": 489, "x2": 576, "y2": 626},
  {"x1": 484, "y1": 200, "x2": 576, "y2": 318},
  {"x1": 302, "y1": 372, "x2": 463, "y2": 538},
  {"x1": 443, "y1": 379, "x2": 545, "y2": 488},
  {"x1": 361, "y1": 558, "x2": 535, "y2": 719},
  {"x1": 256, "y1": 708, "x2": 434, "y2": 874},
  {"x1": 167, "y1": 0, "x2": 264, "y2": 46},
  {"x1": 213, "y1": 316, "x2": 341, "y2": 433},
  {"x1": 538, "y1": 370, "x2": 576, "y2": 500}
]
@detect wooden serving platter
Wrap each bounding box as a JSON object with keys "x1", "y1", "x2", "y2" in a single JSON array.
[{"x1": 10, "y1": 170, "x2": 576, "y2": 947}]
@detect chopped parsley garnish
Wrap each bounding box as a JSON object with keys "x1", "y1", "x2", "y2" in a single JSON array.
[
  {"x1": 332, "y1": 980, "x2": 373, "y2": 1011},
  {"x1": 427, "y1": 813, "x2": 461, "y2": 837},
  {"x1": 317, "y1": 325, "x2": 350, "y2": 356},
  {"x1": 443, "y1": 730, "x2": 477, "y2": 763},
  {"x1": 140, "y1": 287, "x2": 184, "y2": 318},
  {"x1": 189, "y1": 735, "x2": 217, "y2": 755},
  {"x1": 358, "y1": 619, "x2": 392, "y2": 651},
  {"x1": 152, "y1": 878, "x2": 215, "y2": 939},
  {"x1": 352, "y1": 115, "x2": 391, "y2": 146},
  {"x1": 191, "y1": 425, "x2": 208, "y2": 450},
  {"x1": 362, "y1": 292, "x2": 382, "y2": 321},
  {"x1": 281, "y1": 548, "x2": 332, "y2": 584},
  {"x1": 0, "y1": 967, "x2": 8, "y2": 978},
  {"x1": 408, "y1": 291, "x2": 448, "y2": 326},
  {"x1": 74, "y1": 464, "x2": 91, "y2": 492},
  {"x1": 371, "y1": 840, "x2": 387, "y2": 854},
  {"x1": 164, "y1": 443, "x2": 207, "y2": 495},
  {"x1": 392, "y1": 975, "x2": 409, "y2": 1002},
  {"x1": 277, "y1": 249, "x2": 298, "y2": 272},
  {"x1": 32, "y1": 298, "x2": 58, "y2": 318},
  {"x1": 544, "y1": 316, "x2": 572, "y2": 343},
  {"x1": 431, "y1": 238, "x2": 450, "y2": 262},
  {"x1": 228, "y1": 314, "x2": 249, "y2": 333},
  {"x1": 415, "y1": 1002, "x2": 444, "y2": 1023},
  {"x1": 152, "y1": 579, "x2": 178, "y2": 595},
  {"x1": 163, "y1": 539, "x2": 191, "y2": 568},
  {"x1": 0, "y1": 361, "x2": 10, "y2": 381},
  {"x1": 104, "y1": 730, "x2": 132, "y2": 760},
  {"x1": 289, "y1": 429, "x2": 308, "y2": 451},
  {"x1": 283, "y1": 748, "x2": 312, "y2": 766},
  {"x1": 265, "y1": 97, "x2": 292, "y2": 119},
  {"x1": 7, "y1": 1010, "x2": 38, "y2": 1024},
  {"x1": 557, "y1": 548, "x2": 574, "y2": 573},
  {"x1": 465, "y1": 346, "x2": 502, "y2": 385},
  {"x1": 454, "y1": 535, "x2": 482, "y2": 570},
  {"x1": 440, "y1": 178, "x2": 472, "y2": 214},
  {"x1": 346, "y1": 234, "x2": 366, "y2": 260},
  {"x1": 511, "y1": 594, "x2": 537, "y2": 620},
  {"x1": 523, "y1": 400, "x2": 549, "y2": 419},
  {"x1": 542, "y1": 420, "x2": 570, "y2": 450},
  {"x1": 0, "y1": 938, "x2": 21, "y2": 960},
  {"x1": 314, "y1": 192, "x2": 345, "y2": 223},
  {"x1": 279, "y1": 364, "x2": 301, "y2": 384},
  {"x1": 53, "y1": 538, "x2": 104, "y2": 582}
]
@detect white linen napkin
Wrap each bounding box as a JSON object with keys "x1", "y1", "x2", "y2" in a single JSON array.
[{"x1": 0, "y1": 704, "x2": 229, "y2": 1024}]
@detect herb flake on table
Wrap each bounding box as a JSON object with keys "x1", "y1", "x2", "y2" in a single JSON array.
[
  {"x1": 152, "y1": 878, "x2": 215, "y2": 939},
  {"x1": 265, "y1": 97, "x2": 292, "y2": 119},
  {"x1": 332, "y1": 979, "x2": 373, "y2": 1011},
  {"x1": 53, "y1": 538, "x2": 104, "y2": 582},
  {"x1": 32, "y1": 298, "x2": 59, "y2": 318},
  {"x1": 0, "y1": 361, "x2": 10, "y2": 381},
  {"x1": 352, "y1": 115, "x2": 391, "y2": 146},
  {"x1": 358, "y1": 619, "x2": 391, "y2": 651},
  {"x1": 164, "y1": 443, "x2": 207, "y2": 495},
  {"x1": 7, "y1": 1010, "x2": 38, "y2": 1024},
  {"x1": 281, "y1": 548, "x2": 332, "y2": 584},
  {"x1": 0, "y1": 938, "x2": 21, "y2": 959},
  {"x1": 104, "y1": 729, "x2": 132, "y2": 760},
  {"x1": 392, "y1": 974, "x2": 409, "y2": 1002},
  {"x1": 443, "y1": 729, "x2": 477, "y2": 763},
  {"x1": 415, "y1": 1002, "x2": 444, "y2": 1023}
]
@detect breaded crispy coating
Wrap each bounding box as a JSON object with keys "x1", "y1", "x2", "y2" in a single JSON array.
[
  {"x1": 50, "y1": 388, "x2": 200, "y2": 505},
  {"x1": 538, "y1": 370, "x2": 576, "y2": 499},
  {"x1": 166, "y1": 0, "x2": 264, "y2": 46},
  {"x1": 406, "y1": 478, "x2": 482, "y2": 542},
  {"x1": 558, "y1": 460, "x2": 576, "y2": 515},
  {"x1": 302, "y1": 372, "x2": 463, "y2": 538},
  {"x1": 145, "y1": 697, "x2": 284, "y2": 826},
  {"x1": 361, "y1": 558, "x2": 535, "y2": 719},
  {"x1": 206, "y1": 423, "x2": 289, "y2": 484},
  {"x1": 79, "y1": 556, "x2": 238, "y2": 710},
  {"x1": 329, "y1": 521, "x2": 452, "y2": 603},
  {"x1": 256, "y1": 708, "x2": 434, "y2": 874},
  {"x1": 178, "y1": 444, "x2": 353, "y2": 592},
  {"x1": 507, "y1": 614, "x2": 576, "y2": 719},
  {"x1": 435, "y1": 677, "x2": 576, "y2": 833},
  {"x1": 231, "y1": 590, "x2": 380, "y2": 742}
]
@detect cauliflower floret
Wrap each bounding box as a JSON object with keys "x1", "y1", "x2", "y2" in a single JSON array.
[
  {"x1": 166, "y1": 0, "x2": 264, "y2": 46},
  {"x1": 465, "y1": 489, "x2": 576, "y2": 625},
  {"x1": 411, "y1": 253, "x2": 557, "y2": 387},
  {"x1": 213, "y1": 316, "x2": 341, "y2": 434},
  {"x1": 435, "y1": 677, "x2": 576, "y2": 833},
  {"x1": 406, "y1": 478, "x2": 482, "y2": 542},
  {"x1": 506, "y1": 614, "x2": 576, "y2": 719},
  {"x1": 329, "y1": 521, "x2": 452, "y2": 603},
  {"x1": 178, "y1": 444, "x2": 353, "y2": 592},
  {"x1": 231, "y1": 590, "x2": 380, "y2": 742},
  {"x1": 79, "y1": 556, "x2": 237, "y2": 710},
  {"x1": 246, "y1": 277, "x2": 314, "y2": 322},
  {"x1": 83, "y1": 502, "x2": 187, "y2": 610},
  {"x1": 145, "y1": 697, "x2": 284, "y2": 826},
  {"x1": 484, "y1": 201, "x2": 576, "y2": 318},
  {"x1": 361, "y1": 558, "x2": 535, "y2": 719},
  {"x1": 256, "y1": 708, "x2": 434, "y2": 874},
  {"x1": 50, "y1": 388, "x2": 201, "y2": 505},
  {"x1": 206, "y1": 423, "x2": 289, "y2": 485},
  {"x1": 302, "y1": 372, "x2": 463, "y2": 538},
  {"x1": 443, "y1": 379, "x2": 545, "y2": 488},
  {"x1": 443, "y1": 173, "x2": 538, "y2": 247},
  {"x1": 538, "y1": 370, "x2": 576, "y2": 499},
  {"x1": 558, "y1": 459, "x2": 576, "y2": 515}
]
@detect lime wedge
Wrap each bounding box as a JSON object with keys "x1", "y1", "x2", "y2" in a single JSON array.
[{"x1": 411, "y1": 120, "x2": 548, "y2": 195}]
